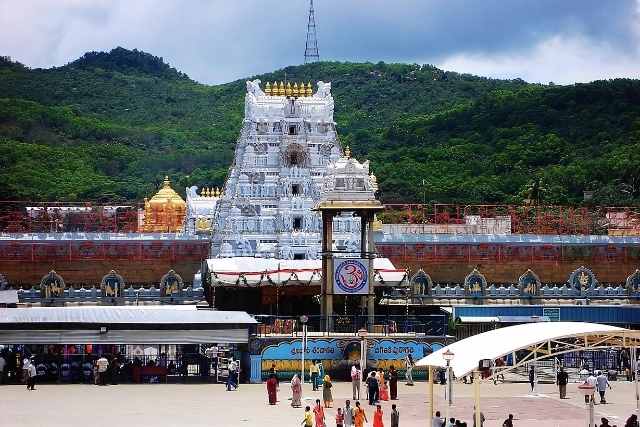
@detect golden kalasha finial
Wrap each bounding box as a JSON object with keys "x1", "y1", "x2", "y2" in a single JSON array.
[
  {"x1": 345, "y1": 146, "x2": 351, "y2": 158},
  {"x1": 285, "y1": 82, "x2": 292, "y2": 97},
  {"x1": 265, "y1": 82, "x2": 272, "y2": 96},
  {"x1": 292, "y1": 82, "x2": 299, "y2": 97},
  {"x1": 214, "y1": 187, "x2": 220, "y2": 197},
  {"x1": 305, "y1": 81, "x2": 313, "y2": 96},
  {"x1": 278, "y1": 81, "x2": 285, "y2": 96},
  {"x1": 162, "y1": 176, "x2": 171, "y2": 188}
]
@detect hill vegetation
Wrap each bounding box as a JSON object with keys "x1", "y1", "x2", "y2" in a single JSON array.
[{"x1": 0, "y1": 48, "x2": 638, "y2": 206}]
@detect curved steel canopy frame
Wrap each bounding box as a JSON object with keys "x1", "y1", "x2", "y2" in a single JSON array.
[{"x1": 417, "y1": 322, "x2": 640, "y2": 423}]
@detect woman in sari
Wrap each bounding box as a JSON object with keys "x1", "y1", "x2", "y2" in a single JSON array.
[
  {"x1": 389, "y1": 365, "x2": 398, "y2": 400},
  {"x1": 379, "y1": 369, "x2": 389, "y2": 401},
  {"x1": 353, "y1": 401, "x2": 368, "y2": 427},
  {"x1": 322, "y1": 374, "x2": 333, "y2": 408},
  {"x1": 373, "y1": 404, "x2": 384, "y2": 427},
  {"x1": 266, "y1": 373, "x2": 278, "y2": 405},
  {"x1": 313, "y1": 399, "x2": 326, "y2": 427},
  {"x1": 291, "y1": 374, "x2": 302, "y2": 408}
]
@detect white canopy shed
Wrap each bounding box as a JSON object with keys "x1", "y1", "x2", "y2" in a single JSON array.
[{"x1": 415, "y1": 322, "x2": 640, "y2": 423}]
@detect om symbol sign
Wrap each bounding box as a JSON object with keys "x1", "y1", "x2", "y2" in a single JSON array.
[{"x1": 334, "y1": 259, "x2": 368, "y2": 294}]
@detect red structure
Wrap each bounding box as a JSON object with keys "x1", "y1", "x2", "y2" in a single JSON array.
[
  {"x1": 0, "y1": 238, "x2": 209, "y2": 286},
  {"x1": 0, "y1": 202, "x2": 140, "y2": 233},
  {"x1": 380, "y1": 204, "x2": 640, "y2": 235}
]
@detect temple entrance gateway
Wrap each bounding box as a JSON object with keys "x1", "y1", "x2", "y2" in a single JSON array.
[{"x1": 314, "y1": 148, "x2": 383, "y2": 332}]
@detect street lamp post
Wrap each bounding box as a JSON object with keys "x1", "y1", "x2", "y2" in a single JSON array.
[
  {"x1": 300, "y1": 315, "x2": 308, "y2": 385},
  {"x1": 442, "y1": 349, "x2": 455, "y2": 422},
  {"x1": 358, "y1": 328, "x2": 368, "y2": 400},
  {"x1": 577, "y1": 383, "x2": 596, "y2": 427}
]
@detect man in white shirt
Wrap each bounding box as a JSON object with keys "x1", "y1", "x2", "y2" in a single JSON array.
[
  {"x1": 351, "y1": 362, "x2": 361, "y2": 400},
  {"x1": 27, "y1": 359, "x2": 36, "y2": 390},
  {"x1": 227, "y1": 358, "x2": 238, "y2": 391},
  {"x1": 432, "y1": 411, "x2": 444, "y2": 427},
  {"x1": 22, "y1": 356, "x2": 30, "y2": 384},
  {"x1": 596, "y1": 371, "x2": 611, "y2": 403},
  {"x1": 585, "y1": 372, "x2": 598, "y2": 404},
  {"x1": 96, "y1": 356, "x2": 109, "y2": 386}
]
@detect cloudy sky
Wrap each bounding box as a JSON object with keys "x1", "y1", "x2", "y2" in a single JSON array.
[{"x1": 1, "y1": 0, "x2": 639, "y2": 85}]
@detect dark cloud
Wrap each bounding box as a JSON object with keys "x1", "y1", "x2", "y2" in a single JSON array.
[{"x1": 1, "y1": 0, "x2": 638, "y2": 84}]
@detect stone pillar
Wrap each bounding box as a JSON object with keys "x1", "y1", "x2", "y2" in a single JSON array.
[
  {"x1": 360, "y1": 212, "x2": 375, "y2": 331},
  {"x1": 321, "y1": 211, "x2": 334, "y2": 332}
]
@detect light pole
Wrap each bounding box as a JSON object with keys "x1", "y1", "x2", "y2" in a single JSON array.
[
  {"x1": 578, "y1": 382, "x2": 596, "y2": 427},
  {"x1": 358, "y1": 328, "x2": 368, "y2": 400},
  {"x1": 300, "y1": 315, "x2": 308, "y2": 384},
  {"x1": 632, "y1": 346, "x2": 639, "y2": 417},
  {"x1": 443, "y1": 348, "x2": 455, "y2": 421}
]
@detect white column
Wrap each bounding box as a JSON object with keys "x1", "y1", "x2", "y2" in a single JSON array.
[{"x1": 474, "y1": 371, "x2": 481, "y2": 427}]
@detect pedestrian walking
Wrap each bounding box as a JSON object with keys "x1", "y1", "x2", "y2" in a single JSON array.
[
  {"x1": 390, "y1": 404, "x2": 399, "y2": 427},
  {"x1": 596, "y1": 370, "x2": 612, "y2": 403},
  {"x1": 367, "y1": 371, "x2": 379, "y2": 405},
  {"x1": 473, "y1": 407, "x2": 485, "y2": 427},
  {"x1": 405, "y1": 354, "x2": 414, "y2": 386},
  {"x1": 323, "y1": 375, "x2": 333, "y2": 408},
  {"x1": 557, "y1": 367, "x2": 568, "y2": 399},
  {"x1": 291, "y1": 374, "x2": 302, "y2": 408},
  {"x1": 528, "y1": 365, "x2": 535, "y2": 392},
  {"x1": 625, "y1": 414, "x2": 639, "y2": 427},
  {"x1": 446, "y1": 417, "x2": 456, "y2": 427},
  {"x1": 22, "y1": 355, "x2": 30, "y2": 384},
  {"x1": 344, "y1": 400, "x2": 354, "y2": 427},
  {"x1": 311, "y1": 360, "x2": 320, "y2": 391},
  {"x1": 317, "y1": 361, "x2": 325, "y2": 390},
  {"x1": 586, "y1": 372, "x2": 598, "y2": 404},
  {"x1": 389, "y1": 365, "x2": 398, "y2": 400},
  {"x1": 502, "y1": 414, "x2": 514, "y2": 427},
  {"x1": 302, "y1": 406, "x2": 313, "y2": 427},
  {"x1": 351, "y1": 362, "x2": 362, "y2": 400},
  {"x1": 377, "y1": 369, "x2": 389, "y2": 401},
  {"x1": 227, "y1": 358, "x2": 238, "y2": 390},
  {"x1": 96, "y1": 355, "x2": 109, "y2": 386},
  {"x1": 354, "y1": 401, "x2": 368, "y2": 427},
  {"x1": 26, "y1": 359, "x2": 36, "y2": 390},
  {"x1": 314, "y1": 399, "x2": 326, "y2": 427},
  {"x1": 266, "y1": 373, "x2": 278, "y2": 405},
  {"x1": 336, "y1": 408, "x2": 345, "y2": 427},
  {"x1": 432, "y1": 411, "x2": 444, "y2": 427},
  {"x1": 373, "y1": 404, "x2": 384, "y2": 427},
  {"x1": 600, "y1": 417, "x2": 611, "y2": 427}
]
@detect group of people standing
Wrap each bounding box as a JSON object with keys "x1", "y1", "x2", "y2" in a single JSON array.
[
  {"x1": 265, "y1": 359, "x2": 411, "y2": 426},
  {"x1": 364, "y1": 367, "x2": 400, "y2": 405},
  {"x1": 302, "y1": 399, "x2": 399, "y2": 427}
]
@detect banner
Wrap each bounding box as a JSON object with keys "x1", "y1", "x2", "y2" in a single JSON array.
[{"x1": 333, "y1": 258, "x2": 369, "y2": 294}]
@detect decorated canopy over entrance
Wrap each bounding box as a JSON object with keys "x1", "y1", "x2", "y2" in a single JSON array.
[
  {"x1": 205, "y1": 257, "x2": 405, "y2": 286},
  {"x1": 416, "y1": 321, "x2": 640, "y2": 378}
]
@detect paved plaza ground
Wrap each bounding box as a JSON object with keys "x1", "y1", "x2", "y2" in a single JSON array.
[{"x1": 1, "y1": 380, "x2": 639, "y2": 426}]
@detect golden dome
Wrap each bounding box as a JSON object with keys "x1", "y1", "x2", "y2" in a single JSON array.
[{"x1": 148, "y1": 176, "x2": 185, "y2": 206}]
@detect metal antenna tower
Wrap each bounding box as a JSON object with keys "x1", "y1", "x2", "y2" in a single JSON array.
[{"x1": 304, "y1": 0, "x2": 320, "y2": 63}]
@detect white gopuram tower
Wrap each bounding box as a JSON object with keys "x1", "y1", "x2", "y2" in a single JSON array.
[{"x1": 212, "y1": 79, "x2": 365, "y2": 259}]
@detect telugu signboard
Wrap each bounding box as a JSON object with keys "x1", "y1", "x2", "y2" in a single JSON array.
[{"x1": 333, "y1": 258, "x2": 369, "y2": 295}]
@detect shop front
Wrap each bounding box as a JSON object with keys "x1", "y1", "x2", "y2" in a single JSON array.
[{"x1": 0, "y1": 306, "x2": 256, "y2": 384}]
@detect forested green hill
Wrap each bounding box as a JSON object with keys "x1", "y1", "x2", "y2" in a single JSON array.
[{"x1": 0, "y1": 48, "x2": 638, "y2": 205}]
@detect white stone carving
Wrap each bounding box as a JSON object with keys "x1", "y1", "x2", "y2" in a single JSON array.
[{"x1": 212, "y1": 80, "x2": 366, "y2": 259}]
